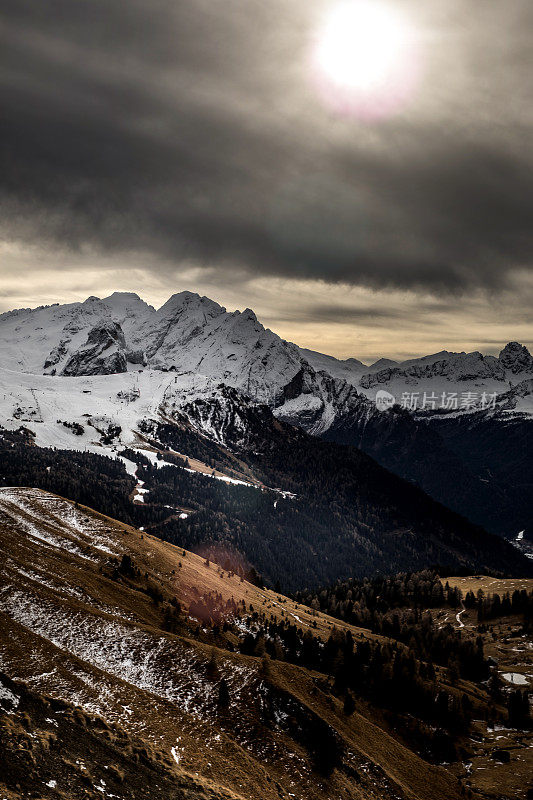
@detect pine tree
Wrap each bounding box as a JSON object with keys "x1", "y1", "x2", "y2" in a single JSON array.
[
  {"x1": 343, "y1": 691, "x2": 356, "y2": 716},
  {"x1": 207, "y1": 647, "x2": 219, "y2": 679},
  {"x1": 218, "y1": 678, "x2": 230, "y2": 708}
]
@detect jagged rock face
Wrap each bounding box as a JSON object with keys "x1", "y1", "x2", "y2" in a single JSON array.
[
  {"x1": 63, "y1": 348, "x2": 127, "y2": 377},
  {"x1": 43, "y1": 342, "x2": 68, "y2": 371},
  {"x1": 274, "y1": 366, "x2": 372, "y2": 435},
  {"x1": 499, "y1": 342, "x2": 533, "y2": 374},
  {"x1": 493, "y1": 377, "x2": 533, "y2": 410},
  {"x1": 167, "y1": 383, "x2": 276, "y2": 450},
  {"x1": 62, "y1": 321, "x2": 127, "y2": 376},
  {"x1": 86, "y1": 319, "x2": 126, "y2": 349},
  {"x1": 125, "y1": 349, "x2": 146, "y2": 366},
  {"x1": 130, "y1": 293, "x2": 305, "y2": 404}
]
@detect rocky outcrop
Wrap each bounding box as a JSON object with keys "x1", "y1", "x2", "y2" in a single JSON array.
[
  {"x1": 498, "y1": 342, "x2": 533, "y2": 374},
  {"x1": 492, "y1": 377, "x2": 533, "y2": 410},
  {"x1": 62, "y1": 321, "x2": 127, "y2": 376},
  {"x1": 275, "y1": 367, "x2": 371, "y2": 435},
  {"x1": 125, "y1": 349, "x2": 147, "y2": 366}
]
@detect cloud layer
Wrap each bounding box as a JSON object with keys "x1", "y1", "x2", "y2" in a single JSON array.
[{"x1": 1, "y1": 0, "x2": 532, "y2": 356}]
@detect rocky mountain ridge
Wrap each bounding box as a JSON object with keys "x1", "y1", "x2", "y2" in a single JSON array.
[
  {"x1": 2, "y1": 292, "x2": 532, "y2": 413},
  {"x1": 0, "y1": 291, "x2": 531, "y2": 541}
]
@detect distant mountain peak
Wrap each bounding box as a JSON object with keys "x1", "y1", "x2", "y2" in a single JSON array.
[
  {"x1": 158, "y1": 291, "x2": 225, "y2": 316},
  {"x1": 499, "y1": 341, "x2": 533, "y2": 373},
  {"x1": 105, "y1": 291, "x2": 142, "y2": 300},
  {"x1": 240, "y1": 307, "x2": 257, "y2": 321},
  {"x1": 369, "y1": 358, "x2": 398, "y2": 370}
]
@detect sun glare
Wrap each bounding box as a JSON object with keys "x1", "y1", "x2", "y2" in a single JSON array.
[{"x1": 312, "y1": 1, "x2": 419, "y2": 119}]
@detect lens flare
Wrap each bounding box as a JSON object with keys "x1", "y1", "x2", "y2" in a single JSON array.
[{"x1": 311, "y1": 1, "x2": 420, "y2": 120}]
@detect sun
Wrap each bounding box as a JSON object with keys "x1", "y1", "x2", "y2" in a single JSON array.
[
  {"x1": 316, "y1": 1, "x2": 408, "y2": 92},
  {"x1": 312, "y1": 1, "x2": 418, "y2": 119}
]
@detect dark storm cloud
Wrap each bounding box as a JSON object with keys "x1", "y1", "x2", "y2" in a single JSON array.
[
  {"x1": 264, "y1": 297, "x2": 463, "y2": 325},
  {"x1": 269, "y1": 304, "x2": 403, "y2": 324},
  {"x1": 1, "y1": 0, "x2": 532, "y2": 293}
]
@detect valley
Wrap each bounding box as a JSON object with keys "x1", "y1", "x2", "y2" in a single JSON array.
[{"x1": 0, "y1": 488, "x2": 461, "y2": 800}]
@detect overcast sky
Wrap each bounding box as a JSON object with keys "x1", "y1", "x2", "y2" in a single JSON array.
[{"x1": 1, "y1": 0, "x2": 532, "y2": 360}]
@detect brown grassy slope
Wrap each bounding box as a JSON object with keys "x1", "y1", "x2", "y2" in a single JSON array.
[
  {"x1": 0, "y1": 672, "x2": 243, "y2": 800},
  {"x1": 440, "y1": 575, "x2": 533, "y2": 597},
  {"x1": 0, "y1": 487, "x2": 466, "y2": 800}
]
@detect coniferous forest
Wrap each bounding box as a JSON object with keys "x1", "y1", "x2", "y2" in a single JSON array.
[{"x1": 0, "y1": 424, "x2": 530, "y2": 591}]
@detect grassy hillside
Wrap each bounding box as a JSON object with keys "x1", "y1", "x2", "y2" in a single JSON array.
[{"x1": 0, "y1": 487, "x2": 473, "y2": 800}]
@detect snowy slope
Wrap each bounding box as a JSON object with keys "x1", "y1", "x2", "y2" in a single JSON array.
[
  {"x1": 0, "y1": 367, "x2": 261, "y2": 456},
  {"x1": 0, "y1": 291, "x2": 369, "y2": 436},
  {"x1": 0, "y1": 292, "x2": 531, "y2": 448},
  {"x1": 298, "y1": 348, "x2": 367, "y2": 384},
  {"x1": 0, "y1": 292, "x2": 305, "y2": 402},
  {"x1": 0, "y1": 293, "x2": 154, "y2": 375}
]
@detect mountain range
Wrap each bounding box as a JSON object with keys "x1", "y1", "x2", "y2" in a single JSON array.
[
  {"x1": 0, "y1": 291, "x2": 531, "y2": 583},
  {"x1": 2, "y1": 291, "x2": 532, "y2": 415}
]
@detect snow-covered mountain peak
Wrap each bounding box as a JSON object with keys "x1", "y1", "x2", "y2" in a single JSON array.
[
  {"x1": 104, "y1": 290, "x2": 142, "y2": 301},
  {"x1": 226, "y1": 307, "x2": 265, "y2": 338},
  {"x1": 298, "y1": 348, "x2": 367, "y2": 385},
  {"x1": 358, "y1": 348, "x2": 510, "y2": 393},
  {"x1": 0, "y1": 291, "x2": 531, "y2": 434},
  {"x1": 399, "y1": 350, "x2": 456, "y2": 368},
  {"x1": 368, "y1": 358, "x2": 398, "y2": 371},
  {"x1": 158, "y1": 291, "x2": 225, "y2": 317},
  {"x1": 238, "y1": 308, "x2": 258, "y2": 322},
  {"x1": 101, "y1": 291, "x2": 154, "y2": 313}
]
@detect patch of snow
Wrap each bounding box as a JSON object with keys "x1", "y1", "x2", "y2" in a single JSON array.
[
  {"x1": 171, "y1": 737, "x2": 184, "y2": 766},
  {"x1": 0, "y1": 680, "x2": 19, "y2": 709},
  {"x1": 0, "y1": 586, "x2": 256, "y2": 721},
  {"x1": 501, "y1": 672, "x2": 528, "y2": 686}
]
